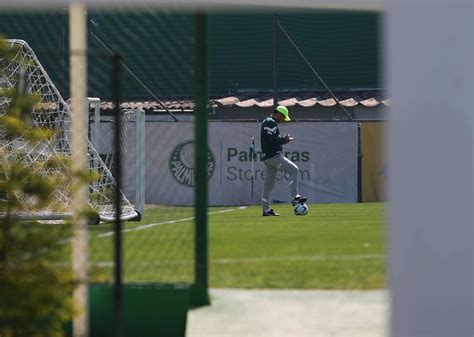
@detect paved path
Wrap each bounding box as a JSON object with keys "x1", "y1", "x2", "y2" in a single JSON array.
[{"x1": 187, "y1": 289, "x2": 389, "y2": 337}]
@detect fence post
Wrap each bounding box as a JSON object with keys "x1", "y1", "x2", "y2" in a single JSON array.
[
  {"x1": 273, "y1": 12, "x2": 279, "y2": 108},
  {"x1": 192, "y1": 10, "x2": 210, "y2": 307},
  {"x1": 112, "y1": 52, "x2": 123, "y2": 337}
]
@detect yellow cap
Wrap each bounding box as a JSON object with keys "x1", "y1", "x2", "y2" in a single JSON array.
[{"x1": 275, "y1": 105, "x2": 290, "y2": 121}]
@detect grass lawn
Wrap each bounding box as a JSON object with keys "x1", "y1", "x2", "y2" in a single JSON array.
[{"x1": 85, "y1": 202, "x2": 386, "y2": 289}]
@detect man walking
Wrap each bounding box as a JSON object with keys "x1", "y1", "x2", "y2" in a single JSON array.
[{"x1": 261, "y1": 105, "x2": 307, "y2": 216}]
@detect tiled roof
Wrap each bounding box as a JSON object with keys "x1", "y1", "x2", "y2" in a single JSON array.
[
  {"x1": 99, "y1": 99, "x2": 195, "y2": 111},
  {"x1": 213, "y1": 90, "x2": 388, "y2": 108},
  {"x1": 94, "y1": 90, "x2": 388, "y2": 112}
]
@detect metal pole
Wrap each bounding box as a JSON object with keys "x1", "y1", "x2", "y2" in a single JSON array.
[
  {"x1": 70, "y1": 4, "x2": 89, "y2": 337},
  {"x1": 192, "y1": 10, "x2": 210, "y2": 307},
  {"x1": 273, "y1": 12, "x2": 279, "y2": 108},
  {"x1": 277, "y1": 20, "x2": 354, "y2": 121},
  {"x1": 90, "y1": 32, "x2": 179, "y2": 122},
  {"x1": 87, "y1": 97, "x2": 101, "y2": 173},
  {"x1": 250, "y1": 153, "x2": 254, "y2": 203},
  {"x1": 112, "y1": 52, "x2": 123, "y2": 337},
  {"x1": 357, "y1": 123, "x2": 362, "y2": 202},
  {"x1": 135, "y1": 108, "x2": 145, "y2": 216},
  {"x1": 250, "y1": 137, "x2": 256, "y2": 203}
]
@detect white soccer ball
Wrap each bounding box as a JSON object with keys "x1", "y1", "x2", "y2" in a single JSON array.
[{"x1": 294, "y1": 203, "x2": 309, "y2": 216}]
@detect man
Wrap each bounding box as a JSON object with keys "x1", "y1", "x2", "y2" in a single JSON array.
[{"x1": 260, "y1": 105, "x2": 307, "y2": 216}]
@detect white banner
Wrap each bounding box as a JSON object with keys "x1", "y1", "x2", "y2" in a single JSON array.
[{"x1": 144, "y1": 121, "x2": 358, "y2": 206}]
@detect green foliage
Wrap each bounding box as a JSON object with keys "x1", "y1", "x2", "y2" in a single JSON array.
[{"x1": 0, "y1": 38, "x2": 75, "y2": 337}]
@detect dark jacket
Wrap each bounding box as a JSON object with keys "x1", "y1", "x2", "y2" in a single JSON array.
[{"x1": 260, "y1": 116, "x2": 286, "y2": 160}]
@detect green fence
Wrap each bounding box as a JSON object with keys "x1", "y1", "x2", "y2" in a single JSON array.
[{"x1": 0, "y1": 9, "x2": 380, "y2": 100}]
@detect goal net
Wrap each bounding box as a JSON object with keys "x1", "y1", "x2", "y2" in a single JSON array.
[
  {"x1": 88, "y1": 101, "x2": 145, "y2": 217},
  {"x1": 0, "y1": 39, "x2": 138, "y2": 222}
]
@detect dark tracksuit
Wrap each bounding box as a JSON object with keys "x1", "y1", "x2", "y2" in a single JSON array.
[{"x1": 260, "y1": 116, "x2": 299, "y2": 211}]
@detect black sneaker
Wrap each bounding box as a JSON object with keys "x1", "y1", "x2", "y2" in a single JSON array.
[
  {"x1": 262, "y1": 209, "x2": 280, "y2": 216},
  {"x1": 291, "y1": 195, "x2": 308, "y2": 206}
]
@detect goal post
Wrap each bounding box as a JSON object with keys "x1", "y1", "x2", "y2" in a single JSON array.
[
  {"x1": 134, "y1": 108, "x2": 145, "y2": 217},
  {"x1": 88, "y1": 97, "x2": 145, "y2": 217},
  {"x1": 0, "y1": 39, "x2": 139, "y2": 222}
]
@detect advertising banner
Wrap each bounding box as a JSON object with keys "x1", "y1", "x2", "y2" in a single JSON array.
[{"x1": 144, "y1": 121, "x2": 358, "y2": 206}]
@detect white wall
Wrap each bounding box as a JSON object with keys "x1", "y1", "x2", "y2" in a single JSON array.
[{"x1": 388, "y1": 2, "x2": 474, "y2": 336}]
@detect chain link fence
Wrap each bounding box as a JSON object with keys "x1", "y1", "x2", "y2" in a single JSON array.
[{"x1": 0, "y1": 6, "x2": 384, "y2": 336}]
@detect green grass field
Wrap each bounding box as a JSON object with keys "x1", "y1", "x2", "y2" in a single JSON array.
[{"x1": 83, "y1": 202, "x2": 386, "y2": 289}]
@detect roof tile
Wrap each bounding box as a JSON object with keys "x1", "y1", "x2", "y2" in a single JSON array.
[
  {"x1": 68, "y1": 90, "x2": 388, "y2": 112},
  {"x1": 296, "y1": 97, "x2": 318, "y2": 107},
  {"x1": 339, "y1": 98, "x2": 359, "y2": 107},
  {"x1": 360, "y1": 97, "x2": 380, "y2": 107},
  {"x1": 318, "y1": 98, "x2": 337, "y2": 107},
  {"x1": 278, "y1": 97, "x2": 299, "y2": 107}
]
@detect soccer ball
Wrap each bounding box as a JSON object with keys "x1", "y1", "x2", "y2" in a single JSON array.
[{"x1": 294, "y1": 202, "x2": 308, "y2": 216}]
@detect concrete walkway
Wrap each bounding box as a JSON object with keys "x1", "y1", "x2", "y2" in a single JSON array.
[{"x1": 187, "y1": 289, "x2": 389, "y2": 337}]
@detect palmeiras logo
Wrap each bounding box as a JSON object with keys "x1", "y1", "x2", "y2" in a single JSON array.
[{"x1": 169, "y1": 140, "x2": 215, "y2": 187}]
